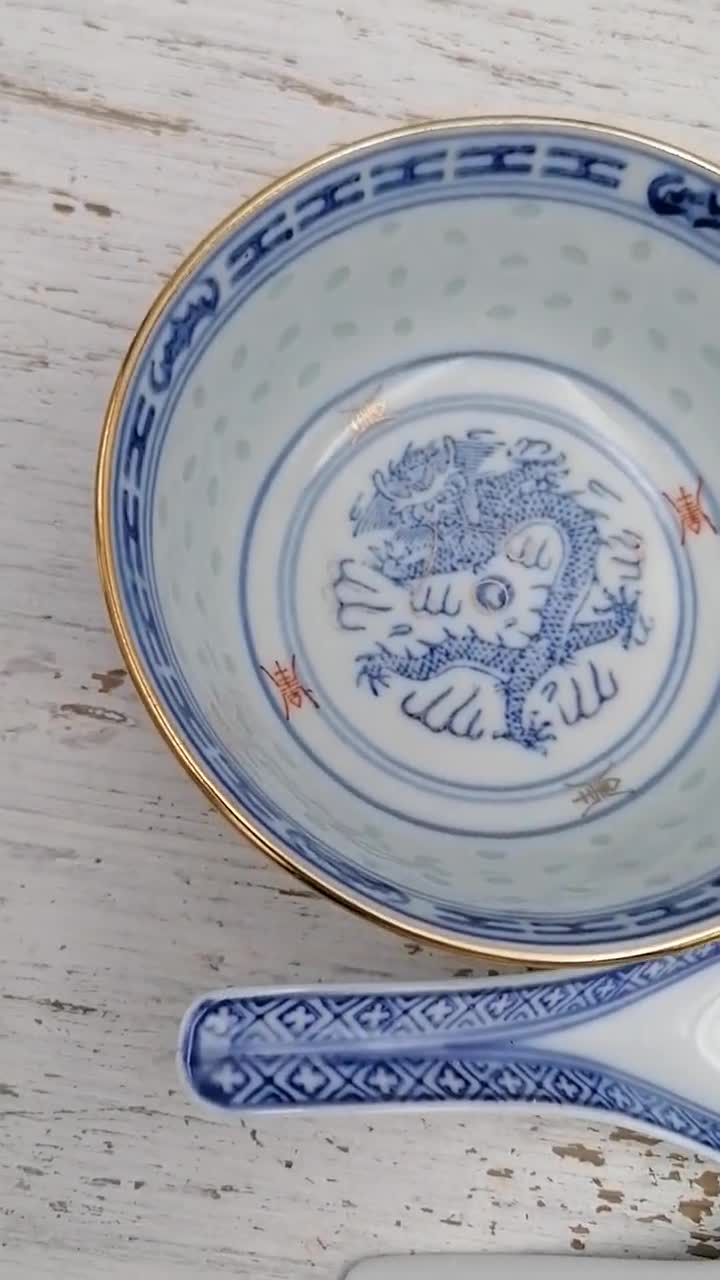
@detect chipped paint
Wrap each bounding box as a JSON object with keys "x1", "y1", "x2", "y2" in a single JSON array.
[
  {"x1": 552, "y1": 1142, "x2": 605, "y2": 1167},
  {"x1": 0, "y1": 74, "x2": 189, "y2": 133},
  {"x1": 597, "y1": 1188, "x2": 624, "y2": 1203},
  {"x1": 688, "y1": 1241, "x2": 720, "y2": 1260},
  {"x1": 693, "y1": 1170, "x2": 720, "y2": 1197},
  {"x1": 608, "y1": 1127, "x2": 661, "y2": 1146},
  {"x1": 264, "y1": 71, "x2": 358, "y2": 111},
  {"x1": 91, "y1": 668, "x2": 126, "y2": 693},
  {"x1": 678, "y1": 1197, "x2": 714, "y2": 1224},
  {"x1": 59, "y1": 703, "x2": 127, "y2": 724},
  {"x1": 84, "y1": 201, "x2": 113, "y2": 218}
]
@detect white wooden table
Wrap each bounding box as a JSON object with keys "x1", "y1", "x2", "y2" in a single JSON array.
[{"x1": 3, "y1": 1, "x2": 720, "y2": 1274}]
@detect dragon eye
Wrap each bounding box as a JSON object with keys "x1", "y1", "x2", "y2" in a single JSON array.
[{"x1": 475, "y1": 575, "x2": 514, "y2": 612}]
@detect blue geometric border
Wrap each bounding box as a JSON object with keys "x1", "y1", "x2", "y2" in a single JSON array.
[
  {"x1": 184, "y1": 939, "x2": 720, "y2": 1050},
  {"x1": 109, "y1": 123, "x2": 720, "y2": 949},
  {"x1": 180, "y1": 942, "x2": 720, "y2": 1154},
  {"x1": 185, "y1": 1051, "x2": 720, "y2": 1157}
]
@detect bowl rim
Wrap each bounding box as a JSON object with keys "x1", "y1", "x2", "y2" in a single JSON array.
[{"x1": 95, "y1": 113, "x2": 720, "y2": 967}]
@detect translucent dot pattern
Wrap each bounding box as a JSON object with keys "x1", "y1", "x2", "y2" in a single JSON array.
[
  {"x1": 561, "y1": 245, "x2": 588, "y2": 265},
  {"x1": 268, "y1": 272, "x2": 294, "y2": 299},
  {"x1": 298, "y1": 361, "x2": 321, "y2": 387},
  {"x1": 630, "y1": 240, "x2": 651, "y2": 261},
  {"x1": 333, "y1": 320, "x2": 358, "y2": 338},
  {"x1": 670, "y1": 387, "x2": 693, "y2": 411},
  {"x1": 544, "y1": 292, "x2": 572, "y2": 309},
  {"x1": 152, "y1": 198, "x2": 720, "y2": 909},
  {"x1": 487, "y1": 303, "x2": 516, "y2": 320},
  {"x1": 326, "y1": 265, "x2": 351, "y2": 290},
  {"x1": 277, "y1": 323, "x2": 300, "y2": 351},
  {"x1": 512, "y1": 201, "x2": 542, "y2": 217},
  {"x1": 501, "y1": 252, "x2": 528, "y2": 269}
]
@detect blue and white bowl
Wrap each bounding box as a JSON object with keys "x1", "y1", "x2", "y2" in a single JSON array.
[{"x1": 97, "y1": 118, "x2": 720, "y2": 965}]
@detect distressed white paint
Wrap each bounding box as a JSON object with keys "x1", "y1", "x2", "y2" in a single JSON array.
[{"x1": 2, "y1": 0, "x2": 720, "y2": 1274}]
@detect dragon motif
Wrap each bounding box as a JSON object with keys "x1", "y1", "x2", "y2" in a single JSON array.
[{"x1": 334, "y1": 430, "x2": 652, "y2": 754}]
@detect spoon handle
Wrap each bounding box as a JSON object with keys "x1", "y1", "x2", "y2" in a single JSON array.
[{"x1": 179, "y1": 941, "x2": 720, "y2": 1156}]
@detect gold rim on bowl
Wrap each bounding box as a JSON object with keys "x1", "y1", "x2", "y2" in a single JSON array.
[{"x1": 96, "y1": 115, "x2": 720, "y2": 966}]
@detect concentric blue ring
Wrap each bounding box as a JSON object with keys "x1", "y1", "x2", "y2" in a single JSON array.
[
  {"x1": 255, "y1": 369, "x2": 694, "y2": 826},
  {"x1": 107, "y1": 122, "x2": 720, "y2": 947}
]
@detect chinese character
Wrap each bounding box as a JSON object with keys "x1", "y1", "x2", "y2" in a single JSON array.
[
  {"x1": 259, "y1": 655, "x2": 319, "y2": 720},
  {"x1": 568, "y1": 763, "x2": 630, "y2": 818},
  {"x1": 341, "y1": 383, "x2": 390, "y2": 440},
  {"x1": 662, "y1": 476, "x2": 718, "y2": 545}
]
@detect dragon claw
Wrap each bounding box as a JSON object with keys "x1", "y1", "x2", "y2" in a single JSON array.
[
  {"x1": 521, "y1": 717, "x2": 557, "y2": 753},
  {"x1": 599, "y1": 585, "x2": 641, "y2": 650},
  {"x1": 494, "y1": 716, "x2": 556, "y2": 754},
  {"x1": 355, "y1": 651, "x2": 391, "y2": 695}
]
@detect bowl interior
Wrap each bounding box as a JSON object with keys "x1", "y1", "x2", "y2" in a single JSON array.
[{"x1": 104, "y1": 121, "x2": 720, "y2": 959}]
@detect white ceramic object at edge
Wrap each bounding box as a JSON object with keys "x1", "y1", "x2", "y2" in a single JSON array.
[
  {"x1": 98, "y1": 118, "x2": 720, "y2": 964},
  {"x1": 345, "y1": 1258, "x2": 702, "y2": 1280}
]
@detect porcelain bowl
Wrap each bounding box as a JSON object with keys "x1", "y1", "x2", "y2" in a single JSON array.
[{"x1": 97, "y1": 118, "x2": 720, "y2": 965}]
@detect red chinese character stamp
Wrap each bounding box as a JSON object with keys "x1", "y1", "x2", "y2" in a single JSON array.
[
  {"x1": 662, "y1": 476, "x2": 718, "y2": 545},
  {"x1": 260, "y1": 655, "x2": 319, "y2": 720}
]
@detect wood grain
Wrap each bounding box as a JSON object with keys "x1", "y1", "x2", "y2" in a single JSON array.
[{"x1": 2, "y1": 0, "x2": 720, "y2": 1273}]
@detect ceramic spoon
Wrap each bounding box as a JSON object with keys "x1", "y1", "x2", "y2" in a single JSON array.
[{"x1": 179, "y1": 941, "x2": 720, "y2": 1159}]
